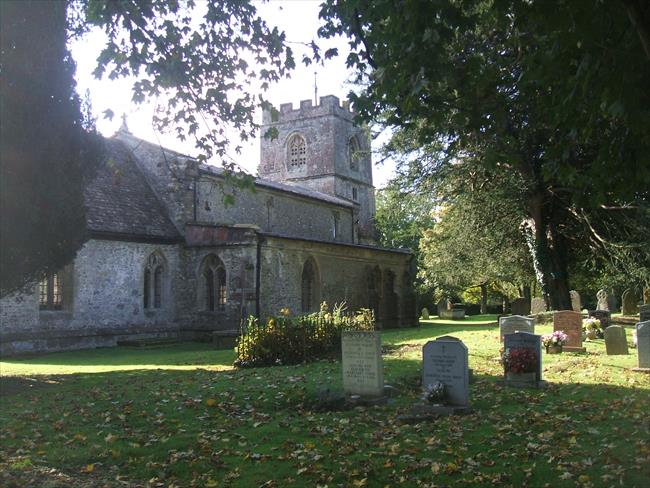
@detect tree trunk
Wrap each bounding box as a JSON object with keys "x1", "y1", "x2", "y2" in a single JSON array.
[
  {"x1": 480, "y1": 282, "x2": 488, "y2": 314},
  {"x1": 522, "y1": 191, "x2": 572, "y2": 311}
]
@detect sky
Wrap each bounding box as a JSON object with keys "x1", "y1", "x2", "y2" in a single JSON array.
[{"x1": 70, "y1": 0, "x2": 396, "y2": 188}]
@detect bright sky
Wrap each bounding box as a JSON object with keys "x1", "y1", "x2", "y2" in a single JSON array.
[{"x1": 70, "y1": 0, "x2": 396, "y2": 188}]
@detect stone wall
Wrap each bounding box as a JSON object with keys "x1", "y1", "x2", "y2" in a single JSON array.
[{"x1": 259, "y1": 235, "x2": 416, "y2": 328}]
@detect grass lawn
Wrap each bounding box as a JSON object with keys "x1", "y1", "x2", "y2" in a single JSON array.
[{"x1": 1, "y1": 318, "x2": 649, "y2": 487}]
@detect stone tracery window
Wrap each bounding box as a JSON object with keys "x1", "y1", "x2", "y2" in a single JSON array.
[
  {"x1": 287, "y1": 133, "x2": 307, "y2": 170},
  {"x1": 348, "y1": 136, "x2": 360, "y2": 171},
  {"x1": 144, "y1": 252, "x2": 166, "y2": 309},
  {"x1": 201, "y1": 254, "x2": 227, "y2": 311}
]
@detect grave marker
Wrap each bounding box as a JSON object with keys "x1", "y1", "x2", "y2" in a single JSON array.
[
  {"x1": 421, "y1": 308, "x2": 430, "y2": 320},
  {"x1": 635, "y1": 321, "x2": 650, "y2": 370},
  {"x1": 503, "y1": 332, "x2": 542, "y2": 386},
  {"x1": 553, "y1": 311, "x2": 585, "y2": 352},
  {"x1": 588, "y1": 310, "x2": 611, "y2": 329},
  {"x1": 640, "y1": 305, "x2": 650, "y2": 322},
  {"x1": 622, "y1": 289, "x2": 639, "y2": 316},
  {"x1": 531, "y1": 297, "x2": 547, "y2": 314},
  {"x1": 596, "y1": 289, "x2": 609, "y2": 311},
  {"x1": 341, "y1": 331, "x2": 384, "y2": 398},
  {"x1": 604, "y1": 326, "x2": 629, "y2": 355},
  {"x1": 499, "y1": 315, "x2": 535, "y2": 342},
  {"x1": 422, "y1": 338, "x2": 469, "y2": 406},
  {"x1": 511, "y1": 298, "x2": 531, "y2": 316},
  {"x1": 570, "y1": 290, "x2": 581, "y2": 312}
]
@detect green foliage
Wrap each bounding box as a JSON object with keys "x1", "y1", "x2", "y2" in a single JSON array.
[
  {"x1": 234, "y1": 303, "x2": 374, "y2": 368},
  {"x1": 0, "y1": 0, "x2": 104, "y2": 296},
  {"x1": 319, "y1": 0, "x2": 650, "y2": 309}
]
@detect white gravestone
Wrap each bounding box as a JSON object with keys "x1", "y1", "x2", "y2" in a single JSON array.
[
  {"x1": 342, "y1": 331, "x2": 384, "y2": 397},
  {"x1": 636, "y1": 321, "x2": 650, "y2": 369},
  {"x1": 499, "y1": 315, "x2": 535, "y2": 342},
  {"x1": 422, "y1": 339, "x2": 469, "y2": 406}
]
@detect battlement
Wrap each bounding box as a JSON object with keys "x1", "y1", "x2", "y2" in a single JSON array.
[{"x1": 262, "y1": 95, "x2": 354, "y2": 124}]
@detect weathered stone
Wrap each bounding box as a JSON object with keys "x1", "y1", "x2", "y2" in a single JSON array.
[
  {"x1": 588, "y1": 310, "x2": 611, "y2": 329},
  {"x1": 499, "y1": 315, "x2": 535, "y2": 342},
  {"x1": 511, "y1": 298, "x2": 531, "y2": 316},
  {"x1": 636, "y1": 321, "x2": 650, "y2": 369},
  {"x1": 503, "y1": 332, "x2": 542, "y2": 384},
  {"x1": 622, "y1": 288, "x2": 639, "y2": 316},
  {"x1": 531, "y1": 297, "x2": 547, "y2": 314},
  {"x1": 596, "y1": 289, "x2": 609, "y2": 311},
  {"x1": 644, "y1": 288, "x2": 650, "y2": 305},
  {"x1": 439, "y1": 309, "x2": 466, "y2": 320},
  {"x1": 421, "y1": 308, "x2": 430, "y2": 320},
  {"x1": 436, "y1": 299, "x2": 452, "y2": 316},
  {"x1": 341, "y1": 331, "x2": 384, "y2": 398},
  {"x1": 553, "y1": 311, "x2": 585, "y2": 352},
  {"x1": 570, "y1": 290, "x2": 581, "y2": 312},
  {"x1": 604, "y1": 326, "x2": 629, "y2": 355},
  {"x1": 640, "y1": 305, "x2": 650, "y2": 323},
  {"x1": 422, "y1": 338, "x2": 469, "y2": 406}
]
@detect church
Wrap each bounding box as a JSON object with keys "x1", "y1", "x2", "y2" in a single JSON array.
[{"x1": 0, "y1": 95, "x2": 416, "y2": 355}]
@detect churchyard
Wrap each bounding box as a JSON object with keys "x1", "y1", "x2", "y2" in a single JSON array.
[{"x1": 1, "y1": 317, "x2": 649, "y2": 487}]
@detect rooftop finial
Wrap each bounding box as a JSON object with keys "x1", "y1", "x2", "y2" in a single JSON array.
[{"x1": 119, "y1": 113, "x2": 130, "y2": 133}]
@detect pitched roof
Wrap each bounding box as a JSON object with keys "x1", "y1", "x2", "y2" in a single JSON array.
[{"x1": 84, "y1": 139, "x2": 181, "y2": 242}]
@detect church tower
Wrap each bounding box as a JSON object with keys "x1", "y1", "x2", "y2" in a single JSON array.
[{"x1": 259, "y1": 95, "x2": 376, "y2": 243}]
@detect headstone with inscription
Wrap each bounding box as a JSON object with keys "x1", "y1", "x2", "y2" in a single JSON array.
[
  {"x1": 511, "y1": 298, "x2": 531, "y2": 316},
  {"x1": 531, "y1": 297, "x2": 547, "y2": 314},
  {"x1": 640, "y1": 305, "x2": 650, "y2": 322},
  {"x1": 635, "y1": 321, "x2": 650, "y2": 370},
  {"x1": 503, "y1": 332, "x2": 543, "y2": 385},
  {"x1": 596, "y1": 289, "x2": 609, "y2": 311},
  {"x1": 341, "y1": 331, "x2": 384, "y2": 398},
  {"x1": 422, "y1": 338, "x2": 469, "y2": 406},
  {"x1": 570, "y1": 290, "x2": 581, "y2": 312},
  {"x1": 622, "y1": 289, "x2": 639, "y2": 316},
  {"x1": 553, "y1": 310, "x2": 585, "y2": 352},
  {"x1": 588, "y1": 310, "x2": 611, "y2": 329},
  {"x1": 499, "y1": 315, "x2": 535, "y2": 342},
  {"x1": 604, "y1": 326, "x2": 629, "y2": 355}
]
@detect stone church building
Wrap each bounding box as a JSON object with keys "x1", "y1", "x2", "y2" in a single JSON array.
[{"x1": 0, "y1": 96, "x2": 416, "y2": 355}]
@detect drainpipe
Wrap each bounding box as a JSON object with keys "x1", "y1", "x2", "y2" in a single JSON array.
[{"x1": 256, "y1": 233, "x2": 264, "y2": 320}]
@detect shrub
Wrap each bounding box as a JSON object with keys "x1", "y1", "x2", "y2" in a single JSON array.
[{"x1": 234, "y1": 302, "x2": 374, "y2": 368}]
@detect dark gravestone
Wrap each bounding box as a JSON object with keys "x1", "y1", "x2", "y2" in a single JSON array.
[
  {"x1": 503, "y1": 332, "x2": 542, "y2": 384},
  {"x1": 640, "y1": 305, "x2": 650, "y2": 323},
  {"x1": 604, "y1": 326, "x2": 628, "y2": 355},
  {"x1": 511, "y1": 298, "x2": 531, "y2": 316},
  {"x1": 622, "y1": 289, "x2": 639, "y2": 316},
  {"x1": 553, "y1": 310, "x2": 585, "y2": 352},
  {"x1": 588, "y1": 310, "x2": 611, "y2": 329}
]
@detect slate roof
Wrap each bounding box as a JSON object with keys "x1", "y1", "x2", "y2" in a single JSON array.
[{"x1": 84, "y1": 139, "x2": 181, "y2": 241}]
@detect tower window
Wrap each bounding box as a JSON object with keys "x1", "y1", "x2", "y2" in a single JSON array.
[
  {"x1": 332, "y1": 211, "x2": 340, "y2": 239},
  {"x1": 348, "y1": 136, "x2": 360, "y2": 171},
  {"x1": 352, "y1": 187, "x2": 358, "y2": 201},
  {"x1": 287, "y1": 134, "x2": 307, "y2": 170}
]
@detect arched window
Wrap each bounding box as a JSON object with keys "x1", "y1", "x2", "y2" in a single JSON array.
[
  {"x1": 201, "y1": 255, "x2": 227, "y2": 311},
  {"x1": 367, "y1": 266, "x2": 382, "y2": 321},
  {"x1": 301, "y1": 257, "x2": 320, "y2": 313},
  {"x1": 348, "y1": 136, "x2": 360, "y2": 171},
  {"x1": 39, "y1": 272, "x2": 63, "y2": 310},
  {"x1": 144, "y1": 252, "x2": 166, "y2": 309},
  {"x1": 287, "y1": 134, "x2": 307, "y2": 170}
]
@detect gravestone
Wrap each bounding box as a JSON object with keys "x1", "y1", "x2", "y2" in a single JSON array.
[
  {"x1": 499, "y1": 315, "x2": 535, "y2": 342},
  {"x1": 436, "y1": 299, "x2": 449, "y2": 316},
  {"x1": 422, "y1": 338, "x2": 469, "y2": 406},
  {"x1": 341, "y1": 331, "x2": 384, "y2": 398},
  {"x1": 644, "y1": 288, "x2": 650, "y2": 305},
  {"x1": 640, "y1": 305, "x2": 650, "y2": 322},
  {"x1": 531, "y1": 297, "x2": 547, "y2": 314},
  {"x1": 421, "y1": 308, "x2": 430, "y2": 320},
  {"x1": 503, "y1": 332, "x2": 543, "y2": 385},
  {"x1": 604, "y1": 326, "x2": 629, "y2": 355},
  {"x1": 622, "y1": 289, "x2": 639, "y2": 316},
  {"x1": 607, "y1": 293, "x2": 618, "y2": 313},
  {"x1": 570, "y1": 290, "x2": 581, "y2": 312},
  {"x1": 511, "y1": 298, "x2": 531, "y2": 316},
  {"x1": 596, "y1": 289, "x2": 609, "y2": 311},
  {"x1": 588, "y1": 310, "x2": 611, "y2": 329},
  {"x1": 553, "y1": 310, "x2": 585, "y2": 352},
  {"x1": 635, "y1": 321, "x2": 650, "y2": 370}
]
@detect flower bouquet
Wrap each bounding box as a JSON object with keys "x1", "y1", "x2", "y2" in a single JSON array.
[
  {"x1": 582, "y1": 318, "x2": 603, "y2": 340},
  {"x1": 542, "y1": 331, "x2": 567, "y2": 353}
]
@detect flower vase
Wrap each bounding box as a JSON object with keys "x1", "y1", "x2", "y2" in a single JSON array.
[{"x1": 546, "y1": 344, "x2": 563, "y2": 354}]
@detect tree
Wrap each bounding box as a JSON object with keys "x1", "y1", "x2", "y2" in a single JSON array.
[
  {"x1": 1, "y1": 0, "x2": 296, "y2": 296},
  {"x1": 0, "y1": 0, "x2": 103, "y2": 296},
  {"x1": 320, "y1": 0, "x2": 650, "y2": 309}
]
